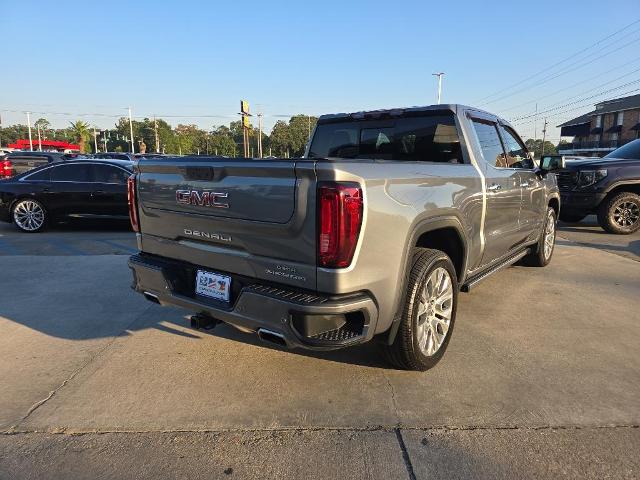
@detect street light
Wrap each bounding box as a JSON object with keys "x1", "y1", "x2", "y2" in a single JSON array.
[{"x1": 432, "y1": 72, "x2": 445, "y2": 104}]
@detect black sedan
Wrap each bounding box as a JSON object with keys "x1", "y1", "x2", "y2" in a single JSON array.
[{"x1": 0, "y1": 159, "x2": 133, "y2": 232}]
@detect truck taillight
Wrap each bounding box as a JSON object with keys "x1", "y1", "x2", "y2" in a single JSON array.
[
  {"x1": 318, "y1": 183, "x2": 363, "y2": 268},
  {"x1": 127, "y1": 174, "x2": 140, "y2": 232},
  {"x1": 1, "y1": 160, "x2": 12, "y2": 178}
]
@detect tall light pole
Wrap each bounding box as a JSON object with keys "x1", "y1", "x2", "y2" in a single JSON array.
[
  {"x1": 93, "y1": 127, "x2": 98, "y2": 153},
  {"x1": 154, "y1": 116, "x2": 159, "y2": 153},
  {"x1": 257, "y1": 112, "x2": 263, "y2": 158},
  {"x1": 128, "y1": 106, "x2": 135, "y2": 154},
  {"x1": 26, "y1": 112, "x2": 33, "y2": 151},
  {"x1": 432, "y1": 72, "x2": 445, "y2": 104},
  {"x1": 37, "y1": 124, "x2": 42, "y2": 151}
]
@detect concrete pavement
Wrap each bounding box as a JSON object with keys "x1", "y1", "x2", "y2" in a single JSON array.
[{"x1": 0, "y1": 229, "x2": 638, "y2": 478}]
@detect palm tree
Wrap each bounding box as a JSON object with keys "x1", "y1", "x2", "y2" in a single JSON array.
[{"x1": 68, "y1": 120, "x2": 90, "y2": 153}]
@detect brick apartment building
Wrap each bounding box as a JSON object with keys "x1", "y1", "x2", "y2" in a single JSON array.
[{"x1": 558, "y1": 93, "x2": 640, "y2": 157}]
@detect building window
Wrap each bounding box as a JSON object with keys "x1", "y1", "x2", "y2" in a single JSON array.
[
  {"x1": 618, "y1": 111, "x2": 624, "y2": 126},
  {"x1": 596, "y1": 115, "x2": 602, "y2": 128}
]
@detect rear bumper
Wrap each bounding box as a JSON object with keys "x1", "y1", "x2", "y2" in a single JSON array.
[{"x1": 128, "y1": 253, "x2": 379, "y2": 350}]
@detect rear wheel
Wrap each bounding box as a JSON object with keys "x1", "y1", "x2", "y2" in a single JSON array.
[
  {"x1": 12, "y1": 199, "x2": 47, "y2": 233},
  {"x1": 524, "y1": 207, "x2": 556, "y2": 267},
  {"x1": 597, "y1": 192, "x2": 640, "y2": 235},
  {"x1": 384, "y1": 248, "x2": 457, "y2": 371}
]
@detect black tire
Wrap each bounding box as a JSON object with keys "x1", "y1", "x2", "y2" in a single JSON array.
[
  {"x1": 384, "y1": 248, "x2": 458, "y2": 371},
  {"x1": 559, "y1": 213, "x2": 586, "y2": 223},
  {"x1": 597, "y1": 191, "x2": 640, "y2": 235},
  {"x1": 524, "y1": 207, "x2": 557, "y2": 267},
  {"x1": 12, "y1": 199, "x2": 47, "y2": 233}
]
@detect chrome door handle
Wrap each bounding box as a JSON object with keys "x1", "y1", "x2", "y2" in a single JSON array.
[{"x1": 487, "y1": 184, "x2": 502, "y2": 191}]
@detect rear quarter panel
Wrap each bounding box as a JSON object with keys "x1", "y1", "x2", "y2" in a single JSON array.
[{"x1": 315, "y1": 159, "x2": 483, "y2": 333}]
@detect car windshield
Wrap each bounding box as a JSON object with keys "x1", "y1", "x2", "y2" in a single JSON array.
[{"x1": 604, "y1": 139, "x2": 640, "y2": 160}]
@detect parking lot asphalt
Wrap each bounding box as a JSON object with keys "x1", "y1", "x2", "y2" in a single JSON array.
[{"x1": 0, "y1": 219, "x2": 639, "y2": 479}]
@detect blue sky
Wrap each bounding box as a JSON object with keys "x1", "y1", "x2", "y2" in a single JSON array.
[{"x1": 2, "y1": 0, "x2": 639, "y2": 141}]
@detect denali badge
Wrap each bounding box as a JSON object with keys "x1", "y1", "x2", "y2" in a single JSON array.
[
  {"x1": 183, "y1": 229, "x2": 232, "y2": 242},
  {"x1": 176, "y1": 190, "x2": 229, "y2": 208}
]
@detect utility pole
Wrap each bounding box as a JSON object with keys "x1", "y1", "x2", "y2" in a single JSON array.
[
  {"x1": 239, "y1": 100, "x2": 251, "y2": 158},
  {"x1": 432, "y1": 72, "x2": 445, "y2": 104},
  {"x1": 154, "y1": 116, "x2": 159, "y2": 153},
  {"x1": 37, "y1": 124, "x2": 42, "y2": 151},
  {"x1": 26, "y1": 112, "x2": 33, "y2": 151},
  {"x1": 257, "y1": 112, "x2": 263, "y2": 158},
  {"x1": 541, "y1": 118, "x2": 548, "y2": 155},
  {"x1": 128, "y1": 106, "x2": 135, "y2": 154},
  {"x1": 103, "y1": 130, "x2": 108, "y2": 152}
]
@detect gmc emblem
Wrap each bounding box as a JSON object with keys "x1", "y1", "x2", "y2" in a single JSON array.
[{"x1": 176, "y1": 190, "x2": 229, "y2": 208}]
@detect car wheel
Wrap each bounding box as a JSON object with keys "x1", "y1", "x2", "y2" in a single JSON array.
[
  {"x1": 597, "y1": 192, "x2": 640, "y2": 235},
  {"x1": 384, "y1": 248, "x2": 458, "y2": 371},
  {"x1": 12, "y1": 199, "x2": 47, "y2": 233},
  {"x1": 524, "y1": 207, "x2": 556, "y2": 267},
  {"x1": 559, "y1": 213, "x2": 586, "y2": 223}
]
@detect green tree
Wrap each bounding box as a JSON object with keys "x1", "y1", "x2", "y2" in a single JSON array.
[
  {"x1": 34, "y1": 118, "x2": 51, "y2": 139},
  {"x1": 287, "y1": 115, "x2": 316, "y2": 157},
  {"x1": 269, "y1": 120, "x2": 291, "y2": 157},
  {"x1": 68, "y1": 120, "x2": 91, "y2": 153},
  {"x1": 525, "y1": 138, "x2": 557, "y2": 159}
]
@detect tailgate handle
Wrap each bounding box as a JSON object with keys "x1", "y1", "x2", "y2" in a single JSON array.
[{"x1": 184, "y1": 166, "x2": 215, "y2": 181}]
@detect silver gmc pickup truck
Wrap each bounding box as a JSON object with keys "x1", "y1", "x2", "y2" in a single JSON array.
[{"x1": 128, "y1": 104, "x2": 563, "y2": 371}]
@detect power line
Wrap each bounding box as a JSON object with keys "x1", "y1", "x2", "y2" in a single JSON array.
[
  {"x1": 480, "y1": 32, "x2": 640, "y2": 107},
  {"x1": 498, "y1": 56, "x2": 640, "y2": 114},
  {"x1": 474, "y1": 18, "x2": 640, "y2": 104},
  {"x1": 510, "y1": 81, "x2": 640, "y2": 122},
  {"x1": 511, "y1": 86, "x2": 640, "y2": 127}
]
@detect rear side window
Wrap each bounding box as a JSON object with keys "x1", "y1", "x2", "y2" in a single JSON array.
[
  {"x1": 309, "y1": 114, "x2": 463, "y2": 163},
  {"x1": 471, "y1": 120, "x2": 507, "y2": 168},
  {"x1": 50, "y1": 164, "x2": 92, "y2": 182},
  {"x1": 25, "y1": 168, "x2": 51, "y2": 181}
]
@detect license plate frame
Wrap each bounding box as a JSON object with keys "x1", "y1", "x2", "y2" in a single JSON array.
[{"x1": 195, "y1": 269, "x2": 231, "y2": 302}]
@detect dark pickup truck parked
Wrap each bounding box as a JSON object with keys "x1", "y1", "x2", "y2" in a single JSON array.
[
  {"x1": 127, "y1": 105, "x2": 562, "y2": 371},
  {"x1": 552, "y1": 139, "x2": 640, "y2": 234}
]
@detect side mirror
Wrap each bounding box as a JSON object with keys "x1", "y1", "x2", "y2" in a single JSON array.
[{"x1": 540, "y1": 155, "x2": 565, "y2": 173}]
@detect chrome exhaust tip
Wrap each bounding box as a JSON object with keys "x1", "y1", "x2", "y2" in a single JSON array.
[{"x1": 257, "y1": 328, "x2": 287, "y2": 347}]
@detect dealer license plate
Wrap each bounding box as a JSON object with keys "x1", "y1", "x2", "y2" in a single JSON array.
[{"x1": 195, "y1": 270, "x2": 231, "y2": 302}]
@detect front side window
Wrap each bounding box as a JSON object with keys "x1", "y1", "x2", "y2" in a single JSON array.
[
  {"x1": 50, "y1": 164, "x2": 92, "y2": 182},
  {"x1": 308, "y1": 114, "x2": 463, "y2": 163},
  {"x1": 471, "y1": 120, "x2": 507, "y2": 168},
  {"x1": 93, "y1": 165, "x2": 129, "y2": 184},
  {"x1": 499, "y1": 126, "x2": 533, "y2": 169}
]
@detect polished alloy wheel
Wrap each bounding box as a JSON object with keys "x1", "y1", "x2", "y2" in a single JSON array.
[
  {"x1": 416, "y1": 267, "x2": 453, "y2": 356},
  {"x1": 543, "y1": 211, "x2": 555, "y2": 260},
  {"x1": 612, "y1": 201, "x2": 639, "y2": 228},
  {"x1": 13, "y1": 200, "x2": 45, "y2": 231}
]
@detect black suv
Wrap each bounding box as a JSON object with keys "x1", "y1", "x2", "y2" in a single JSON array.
[
  {"x1": 553, "y1": 139, "x2": 640, "y2": 234},
  {"x1": 2, "y1": 151, "x2": 69, "y2": 178}
]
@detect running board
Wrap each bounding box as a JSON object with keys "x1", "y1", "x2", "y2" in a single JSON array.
[{"x1": 461, "y1": 249, "x2": 531, "y2": 292}]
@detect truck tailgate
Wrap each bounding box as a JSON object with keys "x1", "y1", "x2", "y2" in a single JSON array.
[{"x1": 136, "y1": 157, "x2": 318, "y2": 290}]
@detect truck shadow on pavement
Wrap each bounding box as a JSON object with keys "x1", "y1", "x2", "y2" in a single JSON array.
[{"x1": 196, "y1": 322, "x2": 391, "y2": 369}]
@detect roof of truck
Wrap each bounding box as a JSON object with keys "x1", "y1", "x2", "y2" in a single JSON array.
[{"x1": 317, "y1": 104, "x2": 501, "y2": 123}]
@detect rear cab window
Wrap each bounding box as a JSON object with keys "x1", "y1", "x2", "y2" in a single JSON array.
[{"x1": 308, "y1": 113, "x2": 464, "y2": 163}]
